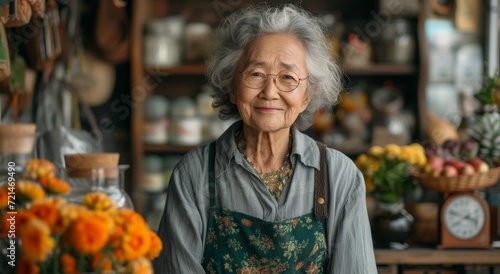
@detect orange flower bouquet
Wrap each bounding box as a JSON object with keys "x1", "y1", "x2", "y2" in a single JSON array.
[{"x1": 0, "y1": 159, "x2": 162, "y2": 274}]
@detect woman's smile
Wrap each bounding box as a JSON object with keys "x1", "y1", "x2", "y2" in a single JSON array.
[{"x1": 254, "y1": 106, "x2": 283, "y2": 112}]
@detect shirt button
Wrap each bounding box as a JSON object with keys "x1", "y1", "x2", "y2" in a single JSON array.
[{"x1": 317, "y1": 198, "x2": 325, "y2": 204}]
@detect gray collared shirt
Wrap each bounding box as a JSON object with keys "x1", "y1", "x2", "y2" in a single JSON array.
[{"x1": 153, "y1": 121, "x2": 377, "y2": 273}]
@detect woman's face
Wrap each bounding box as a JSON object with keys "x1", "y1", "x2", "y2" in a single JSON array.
[{"x1": 231, "y1": 33, "x2": 311, "y2": 133}]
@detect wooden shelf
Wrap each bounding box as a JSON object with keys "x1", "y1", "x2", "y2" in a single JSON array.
[
  {"x1": 144, "y1": 64, "x2": 206, "y2": 76},
  {"x1": 375, "y1": 248, "x2": 500, "y2": 265},
  {"x1": 144, "y1": 144, "x2": 196, "y2": 153},
  {"x1": 343, "y1": 64, "x2": 418, "y2": 75},
  {"x1": 144, "y1": 63, "x2": 417, "y2": 77}
]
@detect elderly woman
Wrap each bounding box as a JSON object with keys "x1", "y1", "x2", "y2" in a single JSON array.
[{"x1": 153, "y1": 4, "x2": 377, "y2": 273}]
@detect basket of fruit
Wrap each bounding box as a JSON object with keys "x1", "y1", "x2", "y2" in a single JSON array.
[{"x1": 412, "y1": 139, "x2": 500, "y2": 192}]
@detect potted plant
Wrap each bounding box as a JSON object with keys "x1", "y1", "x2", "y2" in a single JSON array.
[{"x1": 355, "y1": 143, "x2": 427, "y2": 247}]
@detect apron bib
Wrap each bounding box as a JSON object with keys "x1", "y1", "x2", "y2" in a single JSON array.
[{"x1": 202, "y1": 142, "x2": 330, "y2": 273}]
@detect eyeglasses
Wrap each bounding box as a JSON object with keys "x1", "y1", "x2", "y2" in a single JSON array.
[{"x1": 239, "y1": 70, "x2": 309, "y2": 92}]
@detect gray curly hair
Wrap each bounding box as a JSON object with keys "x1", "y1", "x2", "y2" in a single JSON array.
[{"x1": 206, "y1": 3, "x2": 343, "y2": 131}]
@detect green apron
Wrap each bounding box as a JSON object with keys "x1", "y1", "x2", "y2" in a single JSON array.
[{"x1": 202, "y1": 142, "x2": 329, "y2": 273}]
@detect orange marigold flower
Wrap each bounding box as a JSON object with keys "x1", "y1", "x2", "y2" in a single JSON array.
[
  {"x1": 28, "y1": 200, "x2": 60, "y2": 231},
  {"x1": 109, "y1": 223, "x2": 125, "y2": 242},
  {"x1": 38, "y1": 176, "x2": 71, "y2": 194},
  {"x1": 24, "y1": 159, "x2": 56, "y2": 181},
  {"x1": 112, "y1": 247, "x2": 125, "y2": 262},
  {"x1": 0, "y1": 213, "x2": 9, "y2": 237},
  {"x1": 91, "y1": 210, "x2": 115, "y2": 235},
  {"x1": 114, "y1": 209, "x2": 147, "y2": 233},
  {"x1": 20, "y1": 218, "x2": 55, "y2": 262},
  {"x1": 146, "y1": 230, "x2": 163, "y2": 260},
  {"x1": 57, "y1": 204, "x2": 86, "y2": 231},
  {"x1": 16, "y1": 257, "x2": 40, "y2": 274},
  {"x1": 122, "y1": 224, "x2": 151, "y2": 261},
  {"x1": 83, "y1": 192, "x2": 117, "y2": 213},
  {"x1": 1, "y1": 210, "x2": 36, "y2": 237},
  {"x1": 16, "y1": 181, "x2": 45, "y2": 202},
  {"x1": 92, "y1": 252, "x2": 113, "y2": 272},
  {"x1": 60, "y1": 253, "x2": 78, "y2": 274},
  {"x1": 127, "y1": 257, "x2": 153, "y2": 274},
  {"x1": 70, "y1": 211, "x2": 112, "y2": 254},
  {"x1": 15, "y1": 210, "x2": 37, "y2": 236},
  {"x1": 0, "y1": 187, "x2": 8, "y2": 209}
]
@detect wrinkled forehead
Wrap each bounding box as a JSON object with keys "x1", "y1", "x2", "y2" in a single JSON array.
[{"x1": 238, "y1": 33, "x2": 307, "y2": 72}]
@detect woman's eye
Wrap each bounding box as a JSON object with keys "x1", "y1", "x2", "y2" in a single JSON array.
[
  {"x1": 249, "y1": 72, "x2": 265, "y2": 78},
  {"x1": 280, "y1": 74, "x2": 297, "y2": 82}
]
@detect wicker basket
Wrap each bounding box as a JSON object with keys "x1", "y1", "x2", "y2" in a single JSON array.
[{"x1": 412, "y1": 166, "x2": 500, "y2": 192}]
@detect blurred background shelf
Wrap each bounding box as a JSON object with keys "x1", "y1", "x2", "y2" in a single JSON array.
[
  {"x1": 144, "y1": 143, "x2": 196, "y2": 153},
  {"x1": 344, "y1": 64, "x2": 418, "y2": 75},
  {"x1": 144, "y1": 63, "x2": 418, "y2": 77},
  {"x1": 144, "y1": 64, "x2": 206, "y2": 75}
]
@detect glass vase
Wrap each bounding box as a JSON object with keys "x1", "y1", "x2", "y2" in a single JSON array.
[
  {"x1": 61, "y1": 164, "x2": 134, "y2": 209},
  {"x1": 62, "y1": 153, "x2": 134, "y2": 209},
  {"x1": 371, "y1": 199, "x2": 414, "y2": 249},
  {"x1": 0, "y1": 124, "x2": 36, "y2": 184}
]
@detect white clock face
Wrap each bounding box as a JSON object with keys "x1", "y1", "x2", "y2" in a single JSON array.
[{"x1": 444, "y1": 195, "x2": 485, "y2": 240}]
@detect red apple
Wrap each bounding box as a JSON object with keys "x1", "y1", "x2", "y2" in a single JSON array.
[
  {"x1": 459, "y1": 163, "x2": 475, "y2": 175},
  {"x1": 442, "y1": 165, "x2": 458, "y2": 177},
  {"x1": 444, "y1": 159, "x2": 467, "y2": 171},
  {"x1": 423, "y1": 156, "x2": 445, "y2": 177},
  {"x1": 468, "y1": 157, "x2": 490, "y2": 173}
]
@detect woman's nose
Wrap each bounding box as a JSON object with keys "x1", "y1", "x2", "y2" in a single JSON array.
[{"x1": 259, "y1": 76, "x2": 280, "y2": 99}]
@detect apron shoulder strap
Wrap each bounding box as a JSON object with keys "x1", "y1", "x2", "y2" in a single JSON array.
[{"x1": 314, "y1": 141, "x2": 329, "y2": 221}]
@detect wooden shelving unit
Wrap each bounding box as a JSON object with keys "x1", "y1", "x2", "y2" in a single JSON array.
[
  {"x1": 375, "y1": 248, "x2": 500, "y2": 274},
  {"x1": 375, "y1": 248, "x2": 500, "y2": 265}
]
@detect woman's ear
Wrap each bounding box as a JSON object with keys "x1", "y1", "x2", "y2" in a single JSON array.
[{"x1": 300, "y1": 92, "x2": 311, "y2": 112}]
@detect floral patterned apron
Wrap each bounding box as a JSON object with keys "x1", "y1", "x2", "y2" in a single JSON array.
[{"x1": 202, "y1": 142, "x2": 329, "y2": 273}]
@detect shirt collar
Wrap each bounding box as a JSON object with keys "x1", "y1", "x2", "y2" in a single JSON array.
[{"x1": 215, "y1": 120, "x2": 321, "y2": 176}]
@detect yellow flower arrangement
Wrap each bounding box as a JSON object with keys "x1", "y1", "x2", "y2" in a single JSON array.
[
  {"x1": 0, "y1": 158, "x2": 163, "y2": 274},
  {"x1": 355, "y1": 143, "x2": 427, "y2": 203}
]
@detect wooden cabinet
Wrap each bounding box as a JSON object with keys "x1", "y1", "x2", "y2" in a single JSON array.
[
  {"x1": 375, "y1": 248, "x2": 500, "y2": 273},
  {"x1": 129, "y1": 0, "x2": 422, "y2": 212}
]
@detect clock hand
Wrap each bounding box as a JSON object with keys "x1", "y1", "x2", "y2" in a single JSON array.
[
  {"x1": 452, "y1": 219, "x2": 463, "y2": 227},
  {"x1": 449, "y1": 210, "x2": 464, "y2": 218},
  {"x1": 463, "y1": 214, "x2": 478, "y2": 226}
]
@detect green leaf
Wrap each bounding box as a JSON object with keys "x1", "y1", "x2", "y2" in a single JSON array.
[{"x1": 475, "y1": 70, "x2": 500, "y2": 105}]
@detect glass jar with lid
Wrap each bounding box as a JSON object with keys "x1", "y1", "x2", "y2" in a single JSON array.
[
  {"x1": 144, "y1": 16, "x2": 184, "y2": 67},
  {"x1": 143, "y1": 95, "x2": 170, "y2": 144},
  {"x1": 375, "y1": 19, "x2": 416, "y2": 64},
  {"x1": 170, "y1": 97, "x2": 202, "y2": 145},
  {"x1": 62, "y1": 153, "x2": 134, "y2": 209}
]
